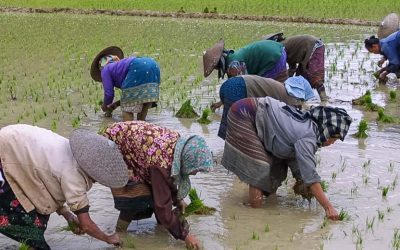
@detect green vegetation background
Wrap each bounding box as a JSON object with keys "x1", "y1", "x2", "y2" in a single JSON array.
[{"x1": 1, "y1": 0, "x2": 399, "y2": 21}]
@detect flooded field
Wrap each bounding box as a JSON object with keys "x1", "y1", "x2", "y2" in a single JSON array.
[{"x1": 1, "y1": 13, "x2": 400, "y2": 250}]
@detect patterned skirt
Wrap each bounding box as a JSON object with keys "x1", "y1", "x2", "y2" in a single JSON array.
[
  {"x1": 0, "y1": 167, "x2": 50, "y2": 250},
  {"x1": 221, "y1": 98, "x2": 288, "y2": 193},
  {"x1": 261, "y1": 48, "x2": 289, "y2": 83},
  {"x1": 121, "y1": 57, "x2": 161, "y2": 113}
]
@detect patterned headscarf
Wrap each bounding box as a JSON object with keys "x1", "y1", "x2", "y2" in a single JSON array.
[
  {"x1": 309, "y1": 106, "x2": 352, "y2": 145},
  {"x1": 171, "y1": 135, "x2": 214, "y2": 199},
  {"x1": 99, "y1": 55, "x2": 120, "y2": 70}
]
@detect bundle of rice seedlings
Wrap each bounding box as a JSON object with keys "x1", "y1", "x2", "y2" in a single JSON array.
[
  {"x1": 184, "y1": 188, "x2": 216, "y2": 216},
  {"x1": 354, "y1": 119, "x2": 368, "y2": 138},
  {"x1": 19, "y1": 241, "x2": 30, "y2": 250},
  {"x1": 61, "y1": 221, "x2": 78, "y2": 232},
  {"x1": 338, "y1": 209, "x2": 350, "y2": 221},
  {"x1": 377, "y1": 108, "x2": 395, "y2": 123},
  {"x1": 175, "y1": 100, "x2": 199, "y2": 118},
  {"x1": 197, "y1": 108, "x2": 212, "y2": 124},
  {"x1": 120, "y1": 233, "x2": 136, "y2": 249}
]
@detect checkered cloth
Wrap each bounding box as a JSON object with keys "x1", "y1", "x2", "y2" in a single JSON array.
[{"x1": 308, "y1": 106, "x2": 352, "y2": 144}]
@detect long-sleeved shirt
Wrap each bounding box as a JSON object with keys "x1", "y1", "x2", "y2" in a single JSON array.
[
  {"x1": 0, "y1": 124, "x2": 93, "y2": 215},
  {"x1": 103, "y1": 121, "x2": 189, "y2": 240},
  {"x1": 101, "y1": 57, "x2": 135, "y2": 105},
  {"x1": 380, "y1": 31, "x2": 400, "y2": 73},
  {"x1": 282, "y1": 35, "x2": 320, "y2": 71},
  {"x1": 227, "y1": 40, "x2": 283, "y2": 75},
  {"x1": 255, "y1": 97, "x2": 321, "y2": 185}
]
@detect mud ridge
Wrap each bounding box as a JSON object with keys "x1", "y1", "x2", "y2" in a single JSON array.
[{"x1": 0, "y1": 6, "x2": 379, "y2": 26}]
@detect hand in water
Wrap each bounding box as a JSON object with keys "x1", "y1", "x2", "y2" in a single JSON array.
[
  {"x1": 107, "y1": 233, "x2": 122, "y2": 246},
  {"x1": 185, "y1": 234, "x2": 200, "y2": 250}
]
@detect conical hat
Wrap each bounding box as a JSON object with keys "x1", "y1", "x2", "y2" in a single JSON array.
[
  {"x1": 203, "y1": 39, "x2": 224, "y2": 77},
  {"x1": 90, "y1": 46, "x2": 124, "y2": 82},
  {"x1": 262, "y1": 32, "x2": 285, "y2": 42},
  {"x1": 377, "y1": 13, "x2": 400, "y2": 39}
]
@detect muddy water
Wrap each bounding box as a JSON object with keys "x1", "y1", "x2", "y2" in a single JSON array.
[{"x1": 1, "y1": 42, "x2": 400, "y2": 250}]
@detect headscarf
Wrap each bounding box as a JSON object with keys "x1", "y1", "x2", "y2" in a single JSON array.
[
  {"x1": 284, "y1": 76, "x2": 315, "y2": 101},
  {"x1": 99, "y1": 55, "x2": 120, "y2": 70},
  {"x1": 171, "y1": 135, "x2": 214, "y2": 199},
  {"x1": 308, "y1": 106, "x2": 352, "y2": 145}
]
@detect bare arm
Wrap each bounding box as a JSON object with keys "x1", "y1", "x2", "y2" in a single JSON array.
[
  {"x1": 77, "y1": 212, "x2": 121, "y2": 246},
  {"x1": 310, "y1": 182, "x2": 338, "y2": 221}
]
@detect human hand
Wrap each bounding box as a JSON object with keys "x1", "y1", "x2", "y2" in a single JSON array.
[
  {"x1": 67, "y1": 215, "x2": 85, "y2": 235},
  {"x1": 210, "y1": 101, "x2": 222, "y2": 112},
  {"x1": 185, "y1": 233, "x2": 200, "y2": 250},
  {"x1": 177, "y1": 199, "x2": 187, "y2": 215},
  {"x1": 106, "y1": 232, "x2": 122, "y2": 246},
  {"x1": 377, "y1": 58, "x2": 386, "y2": 67},
  {"x1": 325, "y1": 205, "x2": 339, "y2": 221},
  {"x1": 379, "y1": 71, "x2": 389, "y2": 81}
]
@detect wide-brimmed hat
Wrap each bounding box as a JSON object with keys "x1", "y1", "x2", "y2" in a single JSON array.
[
  {"x1": 203, "y1": 39, "x2": 224, "y2": 77},
  {"x1": 70, "y1": 129, "x2": 128, "y2": 188},
  {"x1": 171, "y1": 135, "x2": 213, "y2": 199},
  {"x1": 262, "y1": 32, "x2": 285, "y2": 42},
  {"x1": 377, "y1": 13, "x2": 400, "y2": 39},
  {"x1": 90, "y1": 46, "x2": 124, "y2": 82}
]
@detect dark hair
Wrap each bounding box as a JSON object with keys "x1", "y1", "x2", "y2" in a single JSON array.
[{"x1": 364, "y1": 35, "x2": 380, "y2": 48}]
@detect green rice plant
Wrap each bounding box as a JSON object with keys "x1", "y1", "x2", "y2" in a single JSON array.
[
  {"x1": 354, "y1": 119, "x2": 368, "y2": 138},
  {"x1": 51, "y1": 119, "x2": 57, "y2": 132},
  {"x1": 252, "y1": 231, "x2": 259, "y2": 240},
  {"x1": 61, "y1": 221, "x2": 78, "y2": 232},
  {"x1": 362, "y1": 174, "x2": 369, "y2": 185},
  {"x1": 184, "y1": 188, "x2": 216, "y2": 216},
  {"x1": 175, "y1": 100, "x2": 199, "y2": 119},
  {"x1": 197, "y1": 108, "x2": 212, "y2": 124},
  {"x1": 19, "y1": 241, "x2": 30, "y2": 250},
  {"x1": 392, "y1": 229, "x2": 400, "y2": 250},
  {"x1": 365, "y1": 216, "x2": 375, "y2": 230},
  {"x1": 382, "y1": 186, "x2": 390, "y2": 197},
  {"x1": 264, "y1": 224, "x2": 270, "y2": 232},
  {"x1": 377, "y1": 108, "x2": 395, "y2": 123},
  {"x1": 120, "y1": 233, "x2": 136, "y2": 249},
  {"x1": 389, "y1": 90, "x2": 397, "y2": 101},
  {"x1": 321, "y1": 180, "x2": 329, "y2": 192},
  {"x1": 338, "y1": 209, "x2": 350, "y2": 221},
  {"x1": 320, "y1": 217, "x2": 328, "y2": 229},
  {"x1": 71, "y1": 116, "x2": 81, "y2": 128},
  {"x1": 352, "y1": 90, "x2": 371, "y2": 105},
  {"x1": 377, "y1": 210, "x2": 385, "y2": 221},
  {"x1": 331, "y1": 172, "x2": 337, "y2": 181}
]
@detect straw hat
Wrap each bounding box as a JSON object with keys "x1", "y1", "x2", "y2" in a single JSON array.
[
  {"x1": 70, "y1": 129, "x2": 128, "y2": 188},
  {"x1": 90, "y1": 46, "x2": 124, "y2": 82},
  {"x1": 262, "y1": 32, "x2": 285, "y2": 42},
  {"x1": 203, "y1": 39, "x2": 224, "y2": 77},
  {"x1": 377, "y1": 13, "x2": 400, "y2": 39}
]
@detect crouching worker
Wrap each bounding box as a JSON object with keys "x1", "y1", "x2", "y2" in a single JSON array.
[
  {"x1": 0, "y1": 124, "x2": 129, "y2": 249},
  {"x1": 102, "y1": 121, "x2": 214, "y2": 250},
  {"x1": 221, "y1": 97, "x2": 352, "y2": 220}
]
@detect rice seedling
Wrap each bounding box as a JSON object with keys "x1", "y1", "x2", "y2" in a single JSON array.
[
  {"x1": 175, "y1": 100, "x2": 199, "y2": 119},
  {"x1": 338, "y1": 209, "x2": 350, "y2": 221},
  {"x1": 331, "y1": 172, "x2": 337, "y2": 181},
  {"x1": 377, "y1": 108, "x2": 395, "y2": 123},
  {"x1": 197, "y1": 108, "x2": 212, "y2": 125},
  {"x1": 382, "y1": 186, "x2": 390, "y2": 197},
  {"x1": 120, "y1": 233, "x2": 136, "y2": 249},
  {"x1": 264, "y1": 224, "x2": 270, "y2": 232},
  {"x1": 321, "y1": 218, "x2": 328, "y2": 229},
  {"x1": 184, "y1": 188, "x2": 216, "y2": 216},
  {"x1": 252, "y1": 231, "x2": 259, "y2": 240},
  {"x1": 389, "y1": 90, "x2": 397, "y2": 101},
  {"x1": 365, "y1": 216, "x2": 375, "y2": 230},
  {"x1": 354, "y1": 120, "x2": 368, "y2": 138},
  {"x1": 321, "y1": 180, "x2": 329, "y2": 192},
  {"x1": 362, "y1": 174, "x2": 369, "y2": 185},
  {"x1": 377, "y1": 210, "x2": 385, "y2": 221},
  {"x1": 19, "y1": 241, "x2": 30, "y2": 250},
  {"x1": 392, "y1": 229, "x2": 400, "y2": 250},
  {"x1": 61, "y1": 221, "x2": 78, "y2": 232}
]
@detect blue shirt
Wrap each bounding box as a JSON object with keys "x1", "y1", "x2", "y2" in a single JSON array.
[{"x1": 380, "y1": 31, "x2": 400, "y2": 73}]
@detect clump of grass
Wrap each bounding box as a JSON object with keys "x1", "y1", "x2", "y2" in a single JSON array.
[
  {"x1": 184, "y1": 188, "x2": 216, "y2": 216},
  {"x1": 377, "y1": 108, "x2": 395, "y2": 123},
  {"x1": 354, "y1": 119, "x2": 368, "y2": 138},
  {"x1": 120, "y1": 233, "x2": 136, "y2": 249},
  {"x1": 175, "y1": 100, "x2": 199, "y2": 118},
  {"x1": 389, "y1": 90, "x2": 397, "y2": 101},
  {"x1": 197, "y1": 108, "x2": 212, "y2": 124},
  {"x1": 338, "y1": 209, "x2": 350, "y2": 221}
]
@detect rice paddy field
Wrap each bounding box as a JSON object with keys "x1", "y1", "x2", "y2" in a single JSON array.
[
  {"x1": 1, "y1": 4, "x2": 400, "y2": 250},
  {"x1": 1, "y1": 0, "x2": 400, "y2": 21}
]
